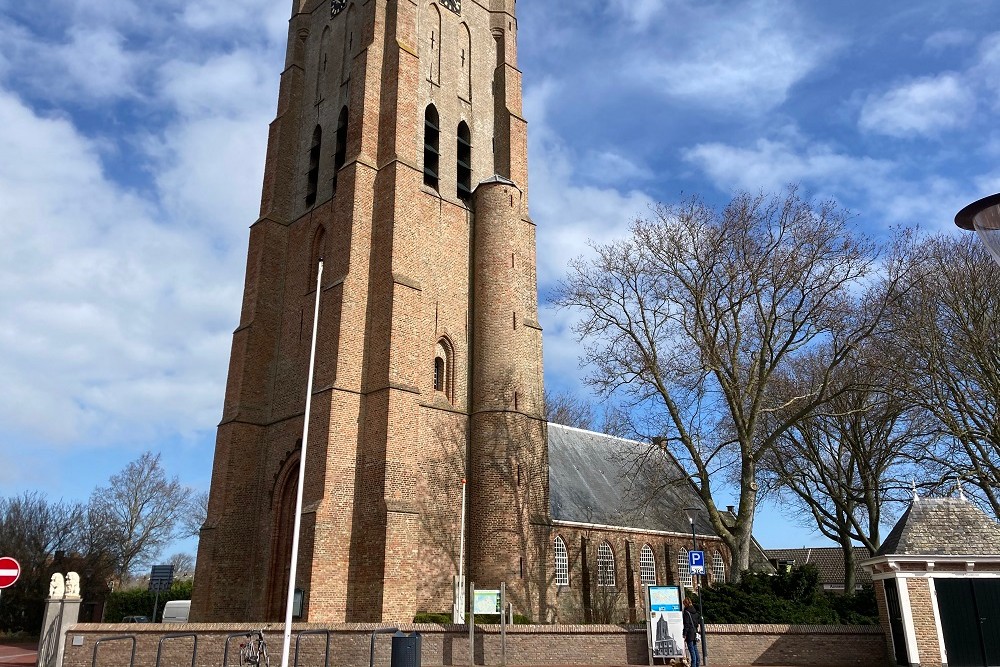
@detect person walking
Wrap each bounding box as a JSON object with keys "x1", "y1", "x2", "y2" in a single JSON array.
[{"x1": 682, "y1": 597, "x2": 700, "y2": 667}]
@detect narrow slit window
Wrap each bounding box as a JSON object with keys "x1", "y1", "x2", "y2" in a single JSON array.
[
  {"x1": 305, "y1": 125, "x2": 321, "y2": 207},
  {"x1": 457, "y1": 121, "x2": 472, "y2": 201},
  {"x1": 333, "y1": 106, "x2": 348, "y2": 193},
  {"x1": 424, "y1": 105, "x2": 440, "y2": 190},
  {"x1": 434, "y1": 356, "x2": 445, "y2": 391},
  {"x1": 434, "y1": 337, "x2": 454, "y2": 401}
]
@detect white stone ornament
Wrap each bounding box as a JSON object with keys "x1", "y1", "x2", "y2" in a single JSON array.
[
  {"x1": 65, "y1": 572, "x2": 81, "y2": 598},
  {"x1": 49, "y1": 573, "x2": 65, "y2": 599}
]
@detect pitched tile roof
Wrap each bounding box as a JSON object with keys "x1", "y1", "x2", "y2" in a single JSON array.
[
  {"x1": 764, "y1": 547, "x2": 873, "y2": 586},
  {"x1": 876, "y1": 496, "x2": 1000, "y2": 557},
  {"x1": 547, "y1": 423, "x2": 713, "y2": 535}
]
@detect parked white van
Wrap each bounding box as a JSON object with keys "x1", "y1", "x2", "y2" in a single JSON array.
[{"x1": 161, "y1": 600, "x2": 191, "y2": 623}]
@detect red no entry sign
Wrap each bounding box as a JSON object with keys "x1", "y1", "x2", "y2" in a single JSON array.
[{"x1": 0, "y1": 557, "x2": 21, "y2": 588}]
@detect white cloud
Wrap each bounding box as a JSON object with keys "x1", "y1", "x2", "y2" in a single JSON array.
[
  {"x1": 609, "y1": 0, "x2": 666, "y2": 31},
  {"x1": 683, "y1": 134, "x2": 976, "y2": 231},
  {"x1": 625, "y1": 1, "x2": 841, "y2": 114},
  {"x1": 526, "y1": 79, "x2": 655, "y2": 288},
  {"x1": 859, "y1": 73, "x2": 974, "y2": 138},
  {"x1": 52, "y1": 26, "x2": 141, "y2": 101},
  {"x1": 924, "y1": 29, "x2": 973, "y2": 53},
  {"x1": 0, "y1": 89, "x2": 245, "y2": 448}
]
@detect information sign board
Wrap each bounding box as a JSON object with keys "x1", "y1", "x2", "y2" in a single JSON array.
[
  {"x1": 472, "y1": 589, "x2": 501, "y2": 615},
  {"x1": 646, "y1": 585, "x2": 684, "y2": 659}
]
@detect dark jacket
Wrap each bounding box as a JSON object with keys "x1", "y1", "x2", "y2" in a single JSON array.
[{"x1": 683, "y1": 606, "x2": 698, "y2": 642}]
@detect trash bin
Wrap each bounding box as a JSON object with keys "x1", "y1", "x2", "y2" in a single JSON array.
[{"x1": 390, "y1": 631, "x2": 421, "y2": 667}]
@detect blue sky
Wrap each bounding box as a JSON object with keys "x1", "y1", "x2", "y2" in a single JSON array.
[{"x1": 2, "y1": 0, "x2": 998, "y2": 557}]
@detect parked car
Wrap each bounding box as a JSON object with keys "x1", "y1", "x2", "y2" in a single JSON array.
[{"x1": 121, "y1": 615, "x2": 150, "y2": 623}]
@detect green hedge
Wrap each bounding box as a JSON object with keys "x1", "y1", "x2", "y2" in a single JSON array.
[
  {"x1": 104, "y1": 580, "x2": 193, "y2": 622},
  {"x1": 698, "y1": 565, "x2": 878, "y2": 625},
  {"x1": 413, "y1": 612, "x2": 531, "y2": 624}
]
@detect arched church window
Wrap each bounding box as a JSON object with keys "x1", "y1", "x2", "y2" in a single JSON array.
[
  {"x1": 677, "y1": 547, "x2": 693, "y2": 592},
  {"x1": 457, "y1": 121, "x2": 471, "y2": 201},
  {"x1": 597, "y1": 541, "x2": 615, "y2": 587},
  {"x1": 306, "y1": 125, "x2": 321, "y2": 207},
  {"x1": 424, "y1": 105, "x2": 440, "y2": 190},
  {"x1": 640, "y1": 544, "x2": 656, "y2": 587},
  {"x1": 554, "y1": 536, "x2": 569, "y2": 586},
  {"x1": 712, "y1": 551, "x2": 726, "y2": 584},
  {"x1": 333, "y1": 106, "x2": 348, "y2": 193}
]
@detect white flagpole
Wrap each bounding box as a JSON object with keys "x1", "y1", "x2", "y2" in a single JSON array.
[{"x1": 280, "y1": 258, "x2": 323, "y2": 667}]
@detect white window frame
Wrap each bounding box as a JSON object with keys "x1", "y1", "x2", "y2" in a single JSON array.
[
  {"x1": 554, "y1": 536, "x2": 569, "y2": 586},
  {"x1": 712, "y1": 551, "x2": 725, "y2": 584},
  {"x1": 597, "y1": 542, "x2": 616, "y2": 587},
  {"x1": 640, "y1": 544, "x2": 656, "y2": 587},
  {"x1": 677, "y1": 547, "x2": 693, "y2": 591}
]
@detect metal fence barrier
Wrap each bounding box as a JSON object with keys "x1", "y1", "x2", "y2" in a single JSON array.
[
  {"x1": 91, "y1": 635, "x2": 136, "y2": 667},
  {"x1": 155, "y1": 632, "x2": 198, "y2": 667},
  {"x1": 293, "y1": 628, "x2": 331, "y2": 667}
]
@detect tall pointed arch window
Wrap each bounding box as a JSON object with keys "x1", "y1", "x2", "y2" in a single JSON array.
[
  {"x1": 423, "y1": 105, "x2": 440, "y2": 190},
  {"x1": 305, "y1": 125, "x2": 321, "y2": 207},
  {"x1": 640, "y1": 544, "x2": 656, "y2": 587},
  {"x1": 457, "y1": 121, "x2": 471, "y2": 201},
  {"x1": 333, "y1": 106, "x2": 348, "y2": 193},
  {"x1": 597, "y1": 541, "x2": 615, "y2": 587},
  {"x1": 554, "y1": 536, "x2": 569, "y2": 586},
  {"x1": 677, "y1": 547, "x2": 693, "y2": 591},
  {"x1": 266, "y1": 457, "x2": 299, "y2": 619}
]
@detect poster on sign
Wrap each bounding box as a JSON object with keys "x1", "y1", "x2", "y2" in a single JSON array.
[{"x1": 646, "y1": 585, "x2": 684, "y2": 660}]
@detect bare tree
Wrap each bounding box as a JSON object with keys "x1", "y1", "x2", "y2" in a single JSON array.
[
  {"x1": 555, "y1": 188, "x2": 896, "y2": 579},
  {"x1": 181, "y1": 490, "x2": 209, "y2": 539},
  {"x1": 166, "y1": 552, "x2": 196, "y2": 579},
  {"x1": 884, "y1": 234, "x2": 1000, "y2": 517},
  {"x1": 759, "y1": 346, "x2": 928, "y2": 590},
  {"x1": 0, "y1": 492, "x2": 83, "y2": 632},
  {"x1": 543, "y1": 389, "x2": 631, "y2": 437},
  {"x1": 544, "y1": 389, "x2": 597, "y2": 430},
  {"x1": 88, "y1": 451, "x2": 193, "y2": 581}
]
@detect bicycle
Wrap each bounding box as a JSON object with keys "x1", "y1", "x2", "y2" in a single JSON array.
[{"x1": 239, "y1": 628, "x2": 270, "y2": 667}]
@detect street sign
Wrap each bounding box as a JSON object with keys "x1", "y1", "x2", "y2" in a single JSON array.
[
  {"x1": 688, "y1": 550, "x2": 705, "y2": 575},
  {"x1": 149, "y1": 564, "x2": 175, "y2": 593},
  {"x1": 0, "y1": 557, "x2": 21, "y2": 589}
]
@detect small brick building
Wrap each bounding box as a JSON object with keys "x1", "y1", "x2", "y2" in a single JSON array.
[
  {"x1": 863, "y1": 496, "x2": 1000, "y2": 667},
  {"x1": 190, "y1": 0, "x2": 730, "y2": 626}
]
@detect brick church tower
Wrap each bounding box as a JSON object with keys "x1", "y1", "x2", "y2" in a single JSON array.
[{"x1": 191, "y1": 0, "x2": 550, "y2": 623}]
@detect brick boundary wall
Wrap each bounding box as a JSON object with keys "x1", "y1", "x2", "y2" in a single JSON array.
[{"x1": 60, "y1": 623, "x2": 886, "y2": 667}]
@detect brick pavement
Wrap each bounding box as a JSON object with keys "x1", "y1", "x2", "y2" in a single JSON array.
[{"x1": 0, "y1": 642, "x2": 36, "y2": 666}]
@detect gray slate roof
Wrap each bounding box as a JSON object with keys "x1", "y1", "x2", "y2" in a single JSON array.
[
  {"x1": 876, "y1": 496, "x2": 1000, "y2": 557},
  {"x1": 547, "y1": 423, "x2": 715, "y2": 535},
  {"x1": 764, "y1": 547, "x2": 873, "y2": 586}
]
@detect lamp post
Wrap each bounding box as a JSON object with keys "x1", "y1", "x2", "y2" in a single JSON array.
[
  {"x1": 683, "y1": 507, "x2": 708, "y2": 666},
  {"x1": 955, "y1": 193, "x2": 1000, "y2": 266}
]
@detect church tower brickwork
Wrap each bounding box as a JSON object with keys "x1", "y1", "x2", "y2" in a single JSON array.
[{"x1": 191, "y1": 0, "x2": 550, "y2": 623}]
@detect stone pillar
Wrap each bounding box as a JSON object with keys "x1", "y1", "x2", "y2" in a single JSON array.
[{"x1": 37, "y1": 572, "x2": 81, "y2": 667}]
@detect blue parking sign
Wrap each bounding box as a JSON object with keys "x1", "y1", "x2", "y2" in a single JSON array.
[{"x1": 688, "y1": 550, "x2": 705, "y2": 574}]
